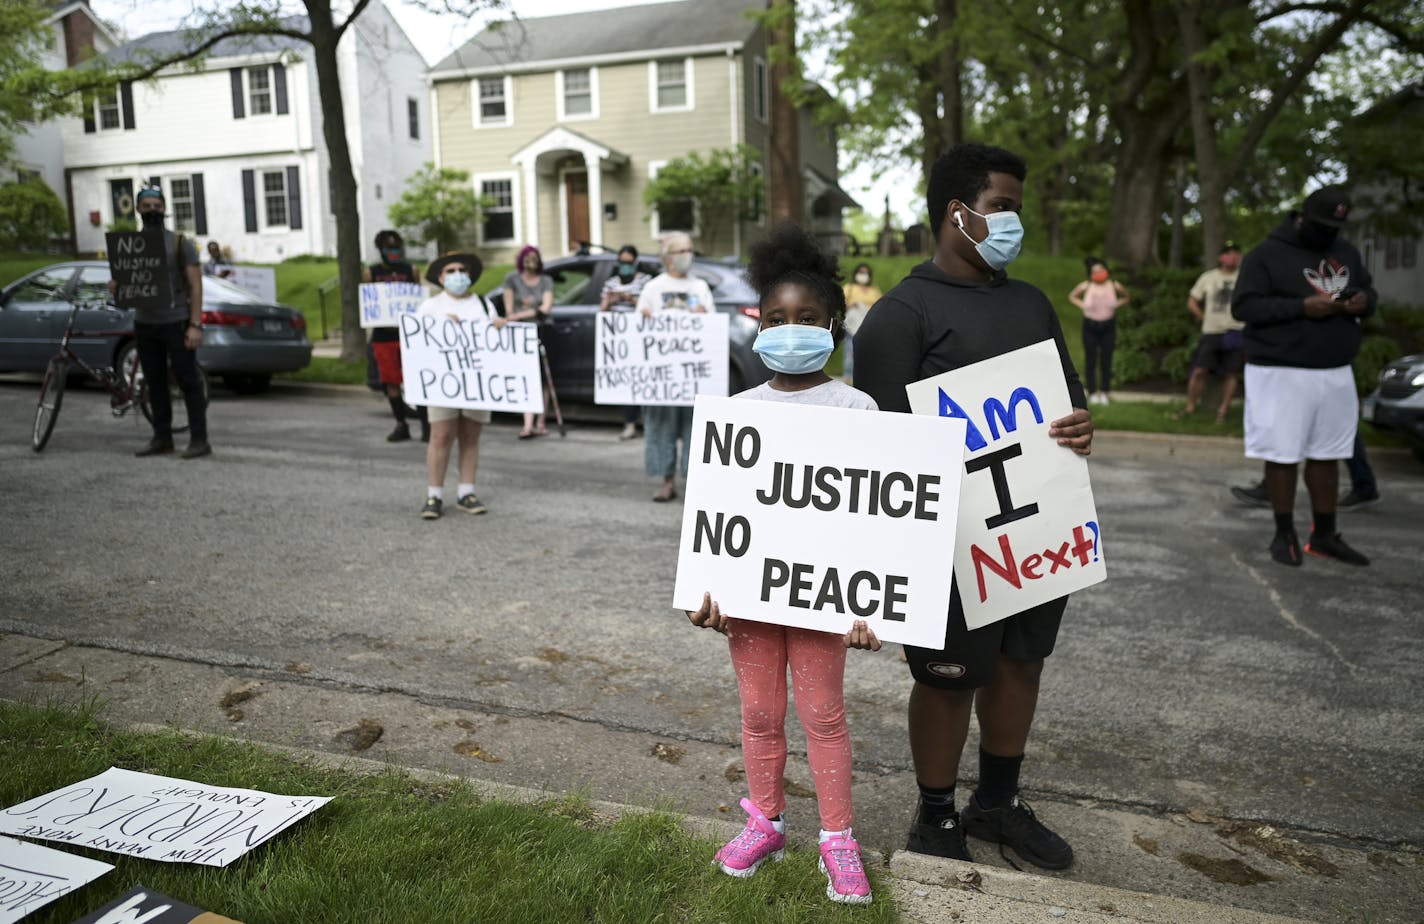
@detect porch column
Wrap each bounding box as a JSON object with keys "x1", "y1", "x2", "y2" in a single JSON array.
[
  {"x1": 585, "y1": 152, "x2": 603, "y2": 250},
  {"x1": 521, "y1": 159, "x2": 540, "y2": 250}
]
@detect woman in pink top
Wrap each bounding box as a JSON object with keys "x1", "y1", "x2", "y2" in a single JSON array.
[{"x1": 1068, "y1": 257, "x2": 1129, "y2": 404}]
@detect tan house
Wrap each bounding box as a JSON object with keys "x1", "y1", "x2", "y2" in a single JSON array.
[{"x1": 428, "y1": 0, "x2": 855, "y2": 263}]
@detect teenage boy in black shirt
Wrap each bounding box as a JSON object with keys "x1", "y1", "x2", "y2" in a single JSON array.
[{"x1": 854, "y1": 143, "x2": 1093, "y2": 869}]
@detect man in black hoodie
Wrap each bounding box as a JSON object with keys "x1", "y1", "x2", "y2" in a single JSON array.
[
  {"x1": 855, "y1": 143, "x2": 1093, "y2": 870},
  {"x1": 1230, "y1": 186, "x2": 1375, "y2": 567}
]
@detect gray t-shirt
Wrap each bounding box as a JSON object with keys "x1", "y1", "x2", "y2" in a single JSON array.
[
  {"x1": 503, "y1": 271, "x2": 554, "y2": 323},
  {"x1": 135, "y1": 230, "x2": 200, "y2": 324},
  {"x1": 738, "y1": 378, "x2": 879, "y2": 411}
]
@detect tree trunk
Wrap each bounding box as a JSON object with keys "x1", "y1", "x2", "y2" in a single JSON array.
[
  {"x1": 767, "y1": 0, "x2": 802, "y2": 224},
  {"x1": 1167, "y1": 157, "x2": 1187, "y2": 268},
  {"x1": 915, "y1": 0, "x2": 962, "y2": 189},
  {"x1": 1173, "y1": 0, "x2": 1227, "y2": 268},
  {"x1": 1103, "y1": 123, "x2": 1173, "y2": 268}
]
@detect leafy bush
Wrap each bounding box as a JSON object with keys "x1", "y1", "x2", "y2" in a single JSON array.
[
  {"x1": 0, "y1": 177, "x2": 68, "y2": 248},
  {"x1": 1112, "y1": 267, "x2": 1202, "y2": 386}
]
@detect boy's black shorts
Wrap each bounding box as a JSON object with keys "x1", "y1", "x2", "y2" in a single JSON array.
[{"x1": 905, "y1": 583, "x2": 1066, "y2": 690}]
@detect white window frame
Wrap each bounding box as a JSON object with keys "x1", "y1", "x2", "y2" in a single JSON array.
[
  {"x1": 472, "y1": 75, "x2": 514, "y2": 128},
  {"x1": 168, "y1": 176, "x2": 196, "y2": 233},
  {"x1": 648, "y1": 57, "x2": 695, "y2": 114},
  {"x1": 647, "y1": 160, "x2": 699, "y2": 238},
  {"x1": 96, "y1": 89, "x2": 121, "y2": 131},
  {"x1": 259, "y1": 168, "x2": 289, "y2": 230},
  {"x1": 752, "y1": 56, "x2": 768, "y2": 124},
  {"x1": 247, "y1": 65, "x2": 275, "y2": 117},
  {"x1": 473, "y1": 171, "x2": 520, "y2": 246},
  {"x1": 556, "y1": 66, "x2": 599, "y2": 122}
]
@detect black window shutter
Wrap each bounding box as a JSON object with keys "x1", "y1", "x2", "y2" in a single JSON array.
[
  {"x1": 83, "y1": 110, "x2": 95, "y2": 133},
  {"x1": 120, "y1": 81, "x2": 135, "y2": 130},
  {"x1": 230, "y1": 69, "x2": 246, "y2": 119},
  {"x1": 274, "y1": 63, "x2": 289, "y2": 115},
  {"x1": 192, "y1": 174, "x2": 207, "y2": 235},
  {"x1": 148, "y1": 175, "x2": 160, "y2": 189},
  {"x1": 286, "y1": 166, "x2": 302, "y2": 230},
  {"x1": 242, "y1": 169, "x2": 257, "y2": 232}
]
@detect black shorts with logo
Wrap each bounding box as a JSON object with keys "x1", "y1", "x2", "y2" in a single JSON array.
[
  {"x1": 905, "y1": 582, "x2": 1066, "y2": 690},
  {"x1": 1193, "y1": 331, "x2": 1245, "y2": 377}
]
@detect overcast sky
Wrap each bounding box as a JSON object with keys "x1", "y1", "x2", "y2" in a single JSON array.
[{"x1": 87, "y1": 0, "x2": 920, "y2": 225}]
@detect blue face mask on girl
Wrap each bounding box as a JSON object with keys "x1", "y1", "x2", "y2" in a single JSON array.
[
  {"x1": 442, "y1": 271, "x2": 472, "y2": 296},
  {"x1": 955, "y1": 205, "x2": 1024, "y2": 270},
  {"x1": 753, "y1": 322, "x2": 836, "y2": 374}
]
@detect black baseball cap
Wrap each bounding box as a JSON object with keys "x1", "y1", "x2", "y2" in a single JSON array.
[
  {"x1": 1219, "y1": 240, "x2": 1240, "y2": 253},
  {"x1": 1301, "y1": 186, "x2": 1351, "y2": 228}
]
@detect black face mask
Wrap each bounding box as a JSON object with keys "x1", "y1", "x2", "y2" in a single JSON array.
[
  {"x1": 140, "y1": 210, "x2": 165, "y2": 230},
  {"x1": 1298, "y1": 220, "x2": 1339, "y2": 251}
]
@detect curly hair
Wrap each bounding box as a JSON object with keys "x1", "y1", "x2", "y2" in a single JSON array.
[{"x1": 747, "y1": 222, "x2": 846, "y2": 324}]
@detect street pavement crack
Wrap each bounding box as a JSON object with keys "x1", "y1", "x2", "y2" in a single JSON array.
[{"x1": 1229, "y1": 553, "x2": 1358, "y2": 673}]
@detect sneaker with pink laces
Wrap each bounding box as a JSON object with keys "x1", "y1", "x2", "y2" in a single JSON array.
[
  {"x1": 818, "y1": 832, "x2": 872, "y2": 904},
  {"x1": 713, "y1": 798, "x2": 786, "y2": 877}
]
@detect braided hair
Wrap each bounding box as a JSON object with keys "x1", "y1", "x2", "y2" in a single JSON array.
[{"x1": 747, "y1": 223, "x2": 847, "y2": 331}]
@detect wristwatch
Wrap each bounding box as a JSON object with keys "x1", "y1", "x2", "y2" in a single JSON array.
[{"x1": 187, "y1": 320, "x2": 202, "y2": 330}]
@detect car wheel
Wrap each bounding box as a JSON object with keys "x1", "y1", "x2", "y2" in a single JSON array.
[{"x1": 224, "y1": 373, "x2": 272, "y2": 395}]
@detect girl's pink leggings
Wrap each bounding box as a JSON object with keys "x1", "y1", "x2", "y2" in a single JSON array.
[{"x1": 727, "y1": 618, "x2": 853, "y2": 831}]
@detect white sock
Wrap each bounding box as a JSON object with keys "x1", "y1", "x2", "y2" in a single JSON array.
[
  {"x1": 427, "y1": 486, "x2": 443, "y2": 500},
  {"x1": 457, "y1": 482, "x2": 474, "y2": 498},
  {"x1": 819, "y1": 827, "x2": 850, "y2": 844},
  {"x1": 770, "y1": 815, "x2": 786, "y2": 834}
]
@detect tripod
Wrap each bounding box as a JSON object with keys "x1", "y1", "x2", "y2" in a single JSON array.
[{"x1": 538, "y1": 342, "x2": 565, "y2": 437}]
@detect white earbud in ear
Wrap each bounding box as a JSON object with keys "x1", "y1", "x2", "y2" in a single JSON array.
[{"x1": 954, "y1": 211, "x2": 965, "y2": 230}]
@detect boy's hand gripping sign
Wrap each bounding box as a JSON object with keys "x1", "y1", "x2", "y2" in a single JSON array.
[
  {"x1": 906, "y1": 340, "x2": 1106, "y2": 630},
  {"x1": 672, "y1": 395, "x2": 967, "y2": 648}
]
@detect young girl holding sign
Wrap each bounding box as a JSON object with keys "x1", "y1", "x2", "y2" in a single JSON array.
[{"x1": 687, "y1": 223, "x2": 882, "y2": 905}]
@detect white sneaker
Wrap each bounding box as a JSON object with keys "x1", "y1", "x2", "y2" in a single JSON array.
[
  {"x1": 619, "y1": 423, "x2": 638, "y2": 440},
  {"x1": 1100, "y1": 393, "x2": 1111, "y2": 405}
]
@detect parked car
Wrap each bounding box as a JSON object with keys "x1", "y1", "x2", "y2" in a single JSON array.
[
  {"x1": 0, "y1": 260, "x2": 313, "y2": 394},
  {"x1": 1362, "y1": 353, "x2": 1424, "y2": 463},
  {"x1": 483, "y1": 252, "x2": 772, "y2": 404}
]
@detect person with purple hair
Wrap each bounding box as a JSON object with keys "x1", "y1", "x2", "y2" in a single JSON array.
[{"x1": 502, "y1": 245, "x2": 555, "y2": 438}]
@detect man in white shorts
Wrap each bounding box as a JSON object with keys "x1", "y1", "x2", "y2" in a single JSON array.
[{"x1": 1231, "y1": 186, "x2": 1376, "y2": 566}]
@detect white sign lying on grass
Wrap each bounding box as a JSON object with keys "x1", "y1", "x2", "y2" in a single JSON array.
[
  {"x1": 230, "y1": 266, "x2": 277, "y2": 304},
  {"x1": 399, "y1": 314, "x2": 544, "y2": 414},
  {"x1": 594, "y1": 311, "x2": 729, "y2": 406},
  {"x1": 359, "y1": 282, "x2": 425, "y2": 328},
  {"x1": 0, "y1": 768, "x2": 331, "y2": 869},
  {"x1": 0, "y1": 834, "x2": 112, "y2": 924},
  {"x1": 70, "y1": 885, "x2": 241, "y2": 924}
]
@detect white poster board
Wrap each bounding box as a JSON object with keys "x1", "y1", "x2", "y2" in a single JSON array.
[
  {"x1": 229, "y1": 266, "x2": 277, "y2": 304},
  {"x1": 594, "y1": 311, "x2": 730, "y2": 406},
  {"x1": 0, "y1": 768, "x2": 331, "y2": 868},
  {"x1": 398, "y1": 314, "x2": 543, "y2": 414},
  {"x1": 905, "y1": 339, "x2": 1105, "y2": 630},
  {"x1": 359, "y1": 282, "x2": 425, "y2": 329},
  {"x1": 672, "y1": 395, "x2": 967, "y2": 648},
  {"x1": 0, "y1": 835, "x2": 112, "y2": 923}
]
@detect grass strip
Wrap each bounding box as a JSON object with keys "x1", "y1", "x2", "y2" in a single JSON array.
[{"x1": 1, "y1": 699, "x2": 898, "y2": 923}]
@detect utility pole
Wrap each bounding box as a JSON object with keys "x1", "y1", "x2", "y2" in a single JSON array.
[{"x1": 767, "y1": 0, "x2": 802, "y2": 224}]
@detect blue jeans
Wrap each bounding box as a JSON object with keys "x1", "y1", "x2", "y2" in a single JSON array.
[
  {"x1": 643, "y1": 405, "x2": 693, "y2": 478},
  {"x1": 1344, "y1": 431, "x2": 1377, "y2": 498}
]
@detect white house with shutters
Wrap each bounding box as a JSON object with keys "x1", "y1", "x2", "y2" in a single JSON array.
[{"x1": 61, "y1": 2, "x2": 429, "y2": 264}]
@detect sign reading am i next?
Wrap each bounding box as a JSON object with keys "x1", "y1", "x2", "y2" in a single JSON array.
[
  {"x1": 907, "y1": 339, "x2": 1106, "y2": 630},
  {"x1": 673, "y1": 395, "x2": 967, "y2": 648}
]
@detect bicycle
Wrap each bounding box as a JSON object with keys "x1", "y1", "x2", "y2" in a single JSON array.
[{"x1": 32, "y1": 301, "x2": 210, "y2": 452}]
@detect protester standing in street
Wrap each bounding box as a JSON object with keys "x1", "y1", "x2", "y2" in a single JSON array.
[
  {"x1": 1068, "y1": 257, "x2": 1128, "y2": 405},
  {"x1": 365, "y1": 229, "x2": 429, "y2": 443},
  {"x1": 503, "y1": 245, "x2": 554, "y2": 439},
  {"x1": 1183, "y1": 242, "x2": 1245, "y2": 423},
  {"x1": 600, "y1": 244, "x2": 651, "y2": 440}
]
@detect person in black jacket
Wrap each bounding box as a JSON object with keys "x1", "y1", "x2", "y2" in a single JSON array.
[
  {"x1": 854, "y1": 143, "x2": 1093, "y2": 871},
  {"x1": 1230, "y1": 186, "x2": 1376, "y2": 567}
]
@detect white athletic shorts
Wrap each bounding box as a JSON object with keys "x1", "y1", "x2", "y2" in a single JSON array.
[
  {"x1": 1243, "y1": 364, "x2": 1357, "y2": 464},
  {"x1": 425, "y1": 405, "x2": 492, "y2": 424}
]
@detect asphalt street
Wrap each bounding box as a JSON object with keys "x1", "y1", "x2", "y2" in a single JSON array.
[{"x1": 1, "y1": 376, "x2": 1420, "y2": 922}]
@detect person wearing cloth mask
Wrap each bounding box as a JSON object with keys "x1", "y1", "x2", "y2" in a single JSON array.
[
  {"x1": 1068, "y1": 257, "x2": 1129, "y2": 405},
  {"x1": 127, "y1": 185, "x2": 210, "y2": 459},
  {"x1": 503, "y1": 245, "x2": 555, "y2": 439},
  {"x1": 364, "y1": 229, "x2": 429, "y2": 443},
  {"x1": 841, "y1": 262, "x2": 881, "y2": 383},
  {"x1": 855, "y1": 142, "x2": 1093, "y2": 871},
  {"x1": 1230, "y1": 185, "x2": 1376, "y2": 567},
  {"x1": 1182, "y1": 241, "x2": 1245, "y2": 424},
  {"x1": 600, "y1": 244, "x2": 652, "y2": 440},
  {"x1": 418, "y1": 252, "x2": 500, "y2": 520},
  {"x1": 635, "y1": 232, "x2": 715, "y2": 502}
]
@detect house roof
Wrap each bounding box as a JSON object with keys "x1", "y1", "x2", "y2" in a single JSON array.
[
  {"x1": 97, "y1": 15, "x2": 309, "y2": 68},
  {"x1": 432, "y1": 0, "x2": 764, "y2": 77},
  {"x1": 45, "y1": 0, "x2": 121, "y2": 49}
]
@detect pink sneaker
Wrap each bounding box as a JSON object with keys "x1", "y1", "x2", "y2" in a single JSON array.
[
  {"x1": 818, "y1": 832, "x2": 872, "y2": 904},
  {"x1": 713, "y1": 798, "x2": 786, "y2": 877}
]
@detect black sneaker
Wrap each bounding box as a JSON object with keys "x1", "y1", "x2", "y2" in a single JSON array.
[
  {"x1": 421, "y1": 497, "x2": 442, "y2": 520},
  {"x1": 1270, "y1": 530, "x2": 1302, "y2": 566},
  {"x1": 1338, "y1": 490, "x2": 1381, "y2": 510},
  {"x1": 1305, "y1": 531, "x2": 1369, "y2": 566},
  {"x1": 387, "y1": 422, "x2": 411, "y2": 442},
  {"x1": 455, "y1": 494, "x2": 487, "y2": 515},
  {"x1": 180, "y1": 440, "x2": 212, "y2": 460},
  {"x1": 905, "y1": 811, "x2": 971, "y2": 861},
  {"x1": 1231, "y1": 481, "x2": 1270, "y2": 508},
  {"x1": 961, "y1": 794, "x2": 1073, "y2": 870},
  {"x1": 135, "y1": 439, "x2": 174, "y2": 457}
]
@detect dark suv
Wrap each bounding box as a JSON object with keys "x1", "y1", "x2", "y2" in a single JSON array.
[
  {"x1": 1362, "y1": 353, "x2": 1424, "y2": 463},
  {"x1": 484, "y1": 252, "x2": 771, "y2": 403}
]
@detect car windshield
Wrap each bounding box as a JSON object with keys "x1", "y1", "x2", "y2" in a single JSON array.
[{"x1": 203, "y1": 275, "x2": 266, "y2": 305}]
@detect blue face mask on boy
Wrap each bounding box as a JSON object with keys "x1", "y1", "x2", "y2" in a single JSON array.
[
  {"x1": 956, "y1": 205, "x2": 1024, "y2": 270},
  {"x1": 753, "y1": 323, "x2": 835, "y2": 374}
]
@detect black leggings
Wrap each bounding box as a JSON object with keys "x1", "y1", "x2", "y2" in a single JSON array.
[
  {"x1": 135, "y1": 321, "x2": 207, "y2": 442},
  {"x1": 1082, "y1": 318, "x2": 1117, "y2": 394}
]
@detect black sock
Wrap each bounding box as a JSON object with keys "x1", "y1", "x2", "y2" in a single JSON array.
[
  {"x1": 1313, "y1": 511, "x2": 1336, "y2": 537},
  {"x1": 1273, "y1": 512, "x2": 1294, "y2": 535},
  {"x1": 916, "y1": 782, "x2": 956, "y2": 826},
  {"x1": 387, "y1": 395, "x2": 407, "y2": 423},
  {"x1": 975, "y1": 749, "x2": 1024, "y2": 809}
]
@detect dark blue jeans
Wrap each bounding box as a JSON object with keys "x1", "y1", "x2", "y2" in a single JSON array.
[
  {"x1": 135, "y1": 320, "x2": 207, "y2": 442},
  {"x1": 1082, "y1": 318, "x2": 1116, "y2": 393},
  {"x1": 1345, "y1": 430, "x2": 1377, "y2": 498}
]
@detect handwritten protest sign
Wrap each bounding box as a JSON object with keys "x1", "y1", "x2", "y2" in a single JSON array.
[
  {"x1": 399, "y1": 313, "x2": 543, "y2": 413},
  {"x1": 0, "y1": 768, "x2": 331, "y2": 869},
  {"x1": 906, "y1": 339, "x2": 1105, "y2": 630},
  {"x1": 672, "y1": 395, "x2": 966, "y2": 648},
  {"x1": 106, "y1": 232, "x2": 171, "y2": 313},
  {"x1": 594, "y1": 311, "x2": 729, "y2": 405},
  {"x1": 230, "y1": 266, "x2": 277, "y2": 304},
  {"x1": 359, "y1": 282, "x2": 425, "y2": 328},
  {"x1": 0, "y1": 835, "x2": 112, "y2": 923},
  {"x1": 71, "y1": 886, "x2": 241, "y2": 924}
]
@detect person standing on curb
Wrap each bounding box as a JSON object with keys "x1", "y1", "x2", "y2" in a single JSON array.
[
  {"x1": 365, "y1": 229, "x2": 429, "y2": 443},
  {"x1": 1068, "y1": 256, "x2": 1128, "y2": 405},
  {"x1": 599, "y1": 244, "x2": 651, "y2": 440},
  {"x1": 1183, "y1": 242, "x2": 1245, "y2": 424},
  {"x1": 503, "y1": 245, "x2": 554, "y2": 439}
]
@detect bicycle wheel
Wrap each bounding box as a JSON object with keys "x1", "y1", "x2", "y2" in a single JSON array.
[
  {"x1": 138, "y1": 361, "x2": 209, "y2": 435},
  {"x1": 32, "y1": 357, "x2": 68, "y2": 452}
]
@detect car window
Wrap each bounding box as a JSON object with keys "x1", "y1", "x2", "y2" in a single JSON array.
[
  {"x1": 6, "y1": 267, "x2": 74, "y2": 303},
  {"x1": 74, "y1": 266, "x2": 112, "y2": 304},
  {"x1": 548, "y1": 265, "x2": 594, "y2": 306}
]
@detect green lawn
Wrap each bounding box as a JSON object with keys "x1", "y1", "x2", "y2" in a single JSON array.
[{"x1": 1, "y1": 699, "x2": 896, "y2": 924}]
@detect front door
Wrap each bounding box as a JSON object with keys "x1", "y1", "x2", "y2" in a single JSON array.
[{"x1": 564, "y1": 172, "x2": 589, "y2": 251}]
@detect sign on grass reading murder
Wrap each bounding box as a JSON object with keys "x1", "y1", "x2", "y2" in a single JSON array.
[
  {"x1": 399, "y1": 313, "x2": 543, "y2": 413},
  {"x1": 672, "y1": 395, "x2": 967, "y2": 648},
  {"x1": 0, "y1": 768, "x2": 331, "y2": 869},
  {"x1": 906, "y1": 339, "x2": 1105, "y2": 630},
  {"x1": 71, "y1": 886, "x2": 241, "y2": 924},
  {"x1": 359, "y1": 282, "x2": 425, "y2": 328},
  {"x1": 594, "y1": 311, "x2": 729, "y2": 406},
  {"x1": 106, "y1": 232, "x2": 171, "y2": 313},
  {"x1": 0, "y1": 835, "x2": 112, "y2": 924}
]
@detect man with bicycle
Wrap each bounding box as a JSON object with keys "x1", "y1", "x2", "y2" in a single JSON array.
[{"x1": 128, "y1": 185, "x2": 210, "y2": 459}]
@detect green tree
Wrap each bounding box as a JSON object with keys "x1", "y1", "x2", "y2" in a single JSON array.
[
  {"x1": 0, "y1": 177, "x2": 68, "y2": 249},
  {"x1": 0, "y1": 2, "x2": 64, "y2": 166},
  {"x1": 387, "y1": 163, "x2": 485, "y2": 253},
  {"x1": 642, "y1": 146, "x2": 764, "y2": 252}
]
